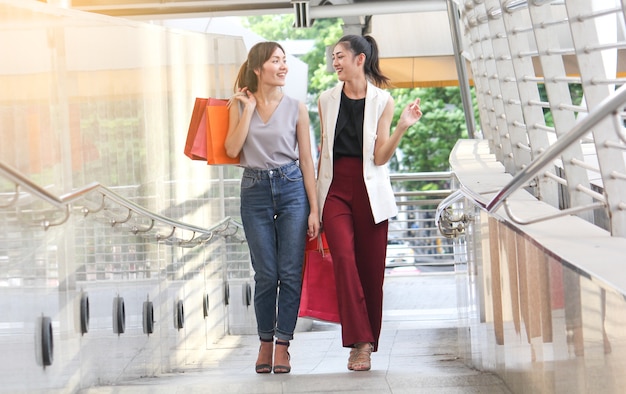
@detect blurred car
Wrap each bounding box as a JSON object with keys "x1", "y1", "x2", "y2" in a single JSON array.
[{"x1": 385, "y1": 239, "x2": 416, "y2": 267}]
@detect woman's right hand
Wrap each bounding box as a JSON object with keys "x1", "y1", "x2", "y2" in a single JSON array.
[{"x1": 229, "y1": 87, "x2": 256, "y2": 110}]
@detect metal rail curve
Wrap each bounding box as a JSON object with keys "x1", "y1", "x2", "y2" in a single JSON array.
[{"x1": 0, "y1": 160, "x2": 243, "y2": 243}]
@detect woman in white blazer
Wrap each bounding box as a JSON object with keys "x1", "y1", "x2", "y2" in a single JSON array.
[{"x1": 317, "y1": 34, "x2": 422, "y2": 372}]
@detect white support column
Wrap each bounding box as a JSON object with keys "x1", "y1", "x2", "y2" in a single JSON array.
[
  {"x1": 462, "y1": 4, "x2": 504, "y2": 162},
  {"x1": 498, "y1": 0, "x2": 560, "y2": 208},
  {"x1": 476, "y1": 3, "x2": 516, "y2": 173},
  {"x1": 484, "y1": 0, "x2": 532, "y2": 177},
  {"x1": 565, "y1": 0, "x2": 626, "y2": 236},
  {"x1": 528, "y1": 1, "x2": 593, "y2": 222}
]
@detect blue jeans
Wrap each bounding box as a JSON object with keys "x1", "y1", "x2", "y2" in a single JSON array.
[{"x1": 240, "y1": 161, "x2": 309, "y2": 341}]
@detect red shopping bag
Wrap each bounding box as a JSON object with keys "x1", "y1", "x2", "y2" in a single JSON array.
[
  {"x1": 184, "y1": 97, "x2": 209, "y2": 161},
  {"x1": 299, "y1": 233, "x2": 340, "y2": 323}
]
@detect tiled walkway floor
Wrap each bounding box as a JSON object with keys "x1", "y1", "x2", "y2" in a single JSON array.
[{"x1": 80, "y1": 272, "x2": 511, "y2": 394}]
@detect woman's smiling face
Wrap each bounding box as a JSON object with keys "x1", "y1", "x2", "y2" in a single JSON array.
[
  {"x1": 332, "y1": 42, "x2": 363, "y2": 81},
  {"x1": 257, "y1": 47, "x2": 288, "y2": 86}
]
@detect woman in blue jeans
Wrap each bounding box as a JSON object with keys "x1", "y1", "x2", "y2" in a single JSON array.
[{"x1": 225, "y1": 41, "x2": 320, "y2": 374}]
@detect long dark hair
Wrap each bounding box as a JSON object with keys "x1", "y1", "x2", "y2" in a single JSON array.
[
  {"x1": 335, "y1": 34, "x2": 390, "y2": 88},
  {"x1": 233, "y1": 41, "x2": 285, "y2": 93}
]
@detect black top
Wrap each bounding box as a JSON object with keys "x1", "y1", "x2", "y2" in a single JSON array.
[{"x1": 334, "y1": 90, "x2": 365, "y2": 159}]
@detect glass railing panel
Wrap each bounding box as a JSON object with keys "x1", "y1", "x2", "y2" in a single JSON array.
[{"x1": 0, "y1": 1, "x2": 249, "y2": 391}]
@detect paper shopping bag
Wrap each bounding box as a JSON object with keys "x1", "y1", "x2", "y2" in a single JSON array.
[
  {"x1": 206, "y1": 98, "x2": 240, "y2": 165},
  {"x1": 184, "y1": 98, "x2": 209, "y2": 161},
  {"x1": 298, "y1": 233, "x2": 340, "y2": 323}
]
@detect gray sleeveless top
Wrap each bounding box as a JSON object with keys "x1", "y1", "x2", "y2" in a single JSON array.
[{"x1": 239, "y1": 95, "x2": 300, "y2": 170}]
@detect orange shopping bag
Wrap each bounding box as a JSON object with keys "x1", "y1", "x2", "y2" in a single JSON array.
[
  {"x1": 298, "y1": 233, "x2": 340, "y2": 323},
  {"x1": 206, "y1": 98, "x2": 239, "y2": 165}
]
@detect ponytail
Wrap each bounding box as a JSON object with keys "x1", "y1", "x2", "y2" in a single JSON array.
[
  {"x1": 362, "y1": 36, "x2": 390, "y2": 88},
  {"x1": 233, "y1": 60, "x2": 256, "y2": 92}
]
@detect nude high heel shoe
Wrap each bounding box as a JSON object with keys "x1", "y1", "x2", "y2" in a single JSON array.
[{"x1": 350, "y1": 343, "x2": 373, "y2": 372}]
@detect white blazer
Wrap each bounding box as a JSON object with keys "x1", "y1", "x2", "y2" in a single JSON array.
[{"x1": 317, "y1": 81, "x2": 398, "y2": 224}]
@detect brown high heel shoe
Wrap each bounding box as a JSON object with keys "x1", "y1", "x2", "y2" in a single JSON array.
[
  {"x1": 350, "y1": 343, "x2": 373, "y2": 372},
  {"x1": 255, "y1": 338, "x2": 273, "y2": 374},
  {"x1": 273, "y1": 340, "x2": 291, "y2": 374}
]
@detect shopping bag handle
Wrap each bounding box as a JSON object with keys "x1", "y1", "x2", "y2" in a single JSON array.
[{"x1": 317, "y1": 233, "x2": 327, "y2": 257}]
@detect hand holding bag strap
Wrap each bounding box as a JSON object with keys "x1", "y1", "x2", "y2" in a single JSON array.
[
  {"x1": 317, "y1": 233, "x2": 328, "y2": 256},
  {"x1": 316, "y1": 234, "x2": 322, "y2": 255}
]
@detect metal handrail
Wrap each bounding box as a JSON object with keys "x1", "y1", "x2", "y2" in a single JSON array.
[
  {"x1": 484, "y1": 83, "x2": 626, "y2": 214},
  {"x1": 0, "y1": 160, "x2": 243, "y2": 243},
  {"x1": 390, "y1": 171, "x2": 453, "y2": 182},
  {"x1": 502, "y1": 200, "x2": 606, "y2": 226},
  {"x1": 0, "y1": 162, "x2": 68, "y2": 209},
  {"x1": 436, "y1": 83, "x2": 626, "y2": 233}
]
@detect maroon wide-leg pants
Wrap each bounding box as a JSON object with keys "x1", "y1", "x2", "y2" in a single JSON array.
[{"x1": 322, "y1": 157, "x2": 388, "y2": 352}]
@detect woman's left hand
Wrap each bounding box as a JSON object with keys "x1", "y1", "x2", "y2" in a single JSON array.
[
  {"x1": 307, "y1": 214, "x2": 321, "y2": 240},
  {"x1": 399, "y1": 98, "x2": 422, "y2": 127}
]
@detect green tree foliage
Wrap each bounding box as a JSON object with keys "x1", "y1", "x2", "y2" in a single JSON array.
[{"x1": 391, "y1": 87, "x2": 469, "y2": 173}]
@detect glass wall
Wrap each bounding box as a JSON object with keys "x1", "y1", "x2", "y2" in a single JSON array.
[{"x1": 0, "y1": 1, "x2": 249, "y2": 391}]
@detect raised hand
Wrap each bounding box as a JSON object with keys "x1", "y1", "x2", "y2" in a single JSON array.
[
  {"x1": 399, "y1": 98, "x2": 422, "y2": 127},
  {"x1": 229, "y1": 87, "x2": 256, "y2": 110}
]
